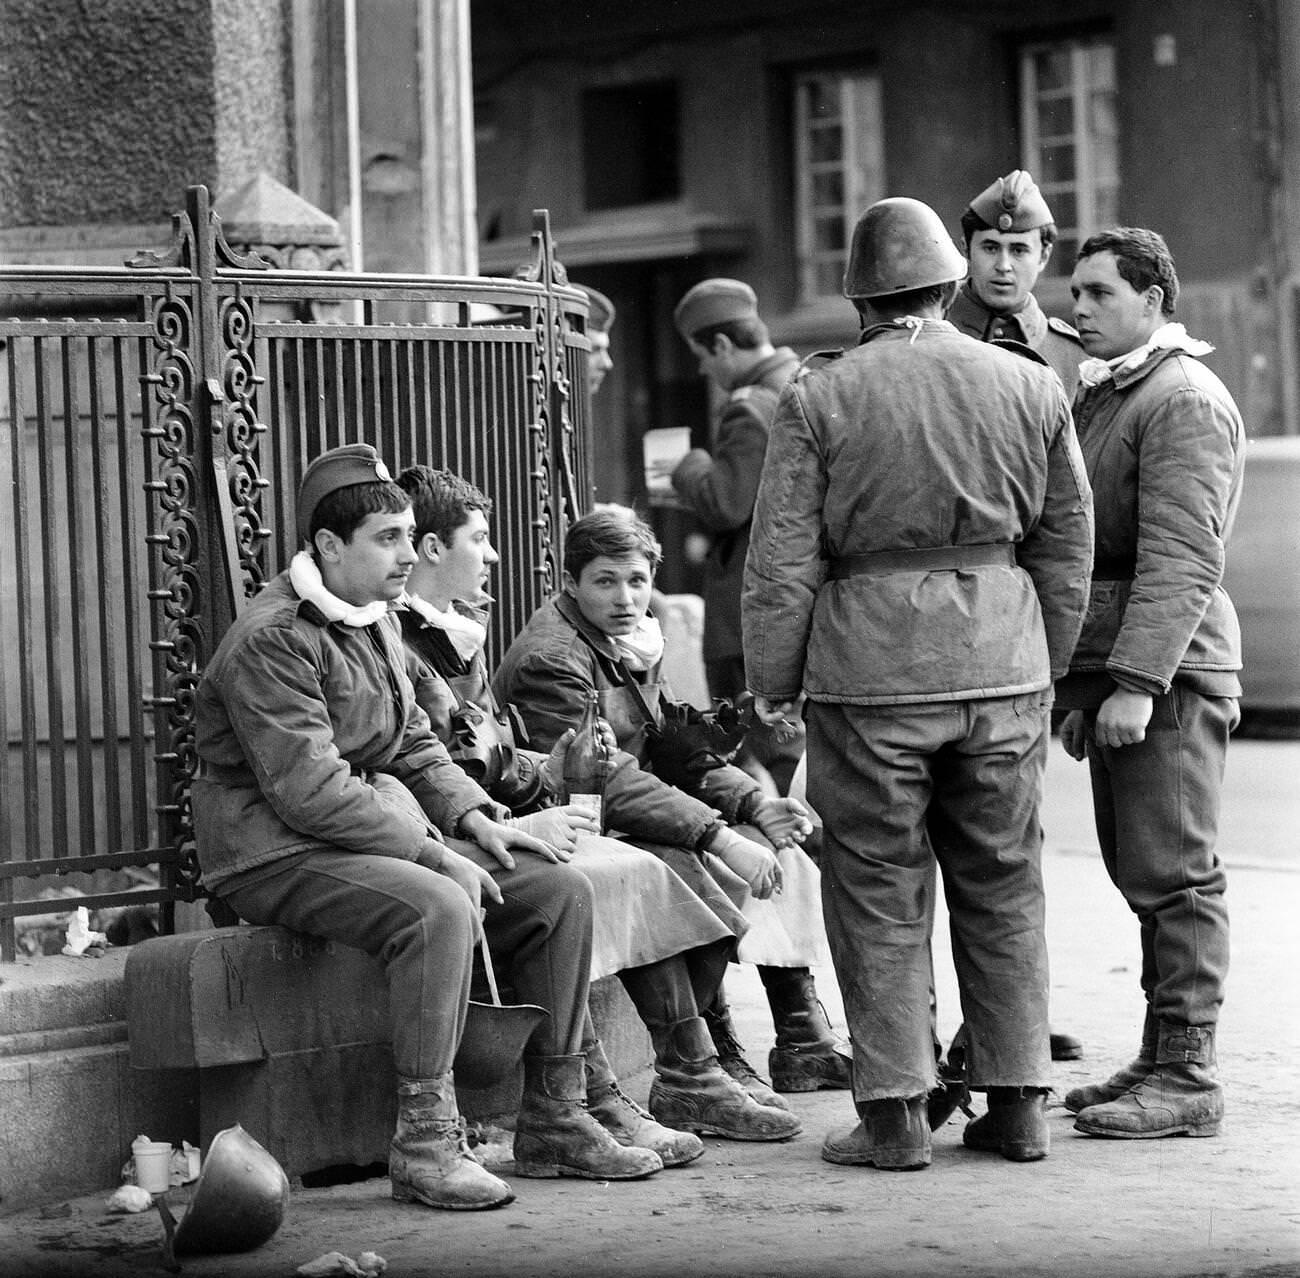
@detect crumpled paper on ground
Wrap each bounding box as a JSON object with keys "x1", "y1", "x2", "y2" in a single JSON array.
[
  {"x1": 296, "y1": 1252, "x2": 387, "y2": 1278},
  {"x1": 62, "y1": 906, "x2": 108, "y2": 957},
  {"x1": 106, "y1": 1184, "x2": 154, "y2": 1213}
]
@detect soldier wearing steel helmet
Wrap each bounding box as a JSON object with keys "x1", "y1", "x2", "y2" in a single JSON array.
[
  {"x1": 949, "y1": 169, "x2": 1085, "y2": 399},
  {"x1": 742, "y1": 197, "x2": 1094, "y2": 1173}
]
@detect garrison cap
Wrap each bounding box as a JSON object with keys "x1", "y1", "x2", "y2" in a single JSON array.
[
  {"x1": 674, "y1": 278, "x2": 759, "y2": 340},
  {"x1": 576, "y1": 284, "x2": 616, "y2": 334},
  {"x1": 297, "y1": 443, "x2": 394, "y2": 542},
  {"x1": 968, "y1": 169, "x2": 1054, "y2": 233}
]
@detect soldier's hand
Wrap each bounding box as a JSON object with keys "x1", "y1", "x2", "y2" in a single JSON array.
[
  {"x1": 437, "y1": 844, "x2": 503, "y2": 921},
  {"x1": 1094, "y1": 688, "x2": 1154, "y2": 750},
  {"x1": 752, "y1": 695, "x2": 799, "y2": 733},
  {"x1": 706, "y1": 827, "x2": 783, "y2": 900},
  {"x1": 512, "y1": 805, "x2": 599, "y2": 853},
  {"x1": 751, "y1": 796, "x2": 814, "y2": 848},
  {"x1": 459, "y1": 807, "x2": 569, "y2": 866},
  {"x1": 1059, "y1": 711, "x2": 1089, "y2": 761}
]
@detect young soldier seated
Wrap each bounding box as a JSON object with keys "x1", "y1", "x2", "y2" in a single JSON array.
[
  {"x1": 193, "y1": 445, "x2": 664, "y2": 1211},
  {"x1": 494, "y1": 508, "x2": 850, "y2": 1114}
]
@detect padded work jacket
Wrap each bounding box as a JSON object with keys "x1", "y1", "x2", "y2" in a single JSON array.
[
  {"x1": 494, "y1": 594, "x2": 763, "y2": 850},
  {"x1": 743, "y1": 318, "x2": 1094, "y2": 706},
  {"x1": 194, "y1": 572, "x2": 493, "y2": 890},
  {"x1": 1056, "y1": 343, "x2": 1244, "y2": 708}
]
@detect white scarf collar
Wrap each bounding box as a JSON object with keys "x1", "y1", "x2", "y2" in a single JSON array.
[
  {"x1": 402, "y1": 590, "x2": 488, "y2": 662},
  {"x1": 1077, "y1": 322, "x2": 1214, "y2": 389},
  {"x1": 289, "y1": 550, "x2": 391, "y2": 627},
  {"x1": 611, "y1": 614, "x2": 665, "y2": 672}
]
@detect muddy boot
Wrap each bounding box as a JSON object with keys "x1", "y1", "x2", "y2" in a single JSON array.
[
  {"x1": 1064, "y1": 1005, "x2": 1157, "y2": 1113},
  {"x1": 759, "y1": 966, "x2": 853, "y2": 1093},
  {"x1": 584, "y1": 1037, "x2": 704, "y2": 1168},
  {"x1": 389, "y1": 1075, "x2": 515, "y2": 1210},
  {"x1": 513, "y1": 1055, "x2": 663, "y2": 1180},
  {"x1": 1073, "y1": 1023, "x2": 1222, "y2": 1139},
  {"x1": 963, "y1": 1087, "x2": 1050, "y2": 1162},
  {"x1": 648, "y1": 1016, "x2": 802, "y2": 1142},
  {"x1": 703, "y1": 994, "x2": 791, "y2": 1112},
  {"x1": 821, "y1": 1096, "x2": 931, "y2": 1171}
]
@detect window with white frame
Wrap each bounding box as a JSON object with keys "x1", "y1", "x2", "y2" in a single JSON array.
[
  {"x1": 793, "y1": 70, "x2": 885, "y2": 304},
  {"x1": 1020, "y1": 36, "x2": 1119, "y2": 274}
]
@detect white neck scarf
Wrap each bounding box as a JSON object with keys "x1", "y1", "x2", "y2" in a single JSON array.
[
  {"x1": 289, "y1": 550, "x2": 391, "y2": 627},
  {"x1": 1077, "y1": 322, "x2": 1214, "y2": 388},
  {"x1": 403, "y1": 590, "x2": 488, "y2": 662},
  {"x1": 611, "y1": 614, "x2": 665, "y2": 672}
]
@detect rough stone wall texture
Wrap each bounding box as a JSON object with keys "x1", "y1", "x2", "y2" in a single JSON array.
[
  {"x1": 213, "y1": 0, "x2": 292, "y2": 198},
  {"x1": 0, "y1": 0, "x2": 219, "y2": 227}
]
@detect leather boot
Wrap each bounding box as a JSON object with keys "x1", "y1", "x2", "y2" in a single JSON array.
[
  {"x1": 389, "y1": 1075, "x2": 515, "y2": 1210},
  {"x1": 821, "y1": 1096, "x2": 931, "y2": 1171},
  {"x1": 703, "y1": 996, "x2": 792, "y2": 1112},
  {"x1": 513, "y1": 1055, "x2": 663, "y2": 1180},
  {"x1": 963, "y1": 1087, "x2": 1050, "y2": 1162},
  {"x1": 758, "y1": 966, "x2": 853, "y2": 1093},
  {"x1": 584, "y1": 1037, "x2": 704, "y2": 1168},
  {"x1": 1050, "y1": 1029, "x2": 1084, "y2": 1061},
  {"x1": 648, "y1": 1016, "x2": 802, "y2": 1141},
  {"x1": 1073, "y1": 1023, "x2": 1222, "y2": 1139},
  {"x1": 1064, "y1": 1004, "x2": 1157, "y2": 1113}
]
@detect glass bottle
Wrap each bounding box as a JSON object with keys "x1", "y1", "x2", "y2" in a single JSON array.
[{"x1": 562, "y1": 689, "x2": 610, "y2": 826}]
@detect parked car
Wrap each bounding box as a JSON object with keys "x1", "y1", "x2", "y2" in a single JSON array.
[{"x1": 1222, "y1": 435, "x2": 1300, "y2": 726}]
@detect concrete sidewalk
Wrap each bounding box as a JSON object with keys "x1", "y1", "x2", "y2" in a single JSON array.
[{"x1": 5, "y1": 748, "x2": 1299, "y2": 1278}]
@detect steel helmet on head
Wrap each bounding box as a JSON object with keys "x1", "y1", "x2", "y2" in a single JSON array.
[{"x1": 843, "y1": 197, "x2": 967, "y2": 300}]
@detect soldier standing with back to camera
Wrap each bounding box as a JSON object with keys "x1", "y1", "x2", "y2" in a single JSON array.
[{"x1": 744, "y1": 197, "x2": 1093, "y2": 1171}]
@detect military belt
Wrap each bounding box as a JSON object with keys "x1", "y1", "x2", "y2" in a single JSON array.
[{"x1": 827, "y1": 543, "x2": 1016, "y2": 580}]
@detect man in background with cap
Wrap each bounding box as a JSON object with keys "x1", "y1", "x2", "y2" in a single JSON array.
[
  {"x1": 670, "y1": 280, "x2": 801, "y2": 790},
  {"x1": 576, "y1": 283, "x2": 616, "y2": 398},
  {"x1": 744, "y1": 197, "x2": 1093, "y2": 1172},
  {"x1": 193, "y1": 444, "x2": 666, "y2": 1214},
  {"x1": 670, "y1": 279, "x2": 852, "y2": 1101},
  {"x1": 950, "y1": 169, "x2": 1084, "y2": 400}
]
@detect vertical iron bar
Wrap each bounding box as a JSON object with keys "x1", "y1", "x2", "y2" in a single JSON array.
[
  {"x1": 64, "y1": 335, "x2": 98, "y2": 857},
  {"x1": 34, "y1": 337, "x2": 68, "y2": 859},
  {"x1": 123, "y1": 335, "x2": 150, "y2": 841},
  {"x1": 88, "y1": 334, "x2": 123, "y2": 848},
  {"x1": 0, "y1": 336, "x2": 22, "y2": 959}
]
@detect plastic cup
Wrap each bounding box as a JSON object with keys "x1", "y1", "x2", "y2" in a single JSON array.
[{"x1": 131, "y1": 1138, "x2": 173, "y2": 1194}]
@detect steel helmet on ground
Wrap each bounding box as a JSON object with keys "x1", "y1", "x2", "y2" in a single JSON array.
[{"x1": 843, "y1": 197, "x2": 968, "y2": 299}]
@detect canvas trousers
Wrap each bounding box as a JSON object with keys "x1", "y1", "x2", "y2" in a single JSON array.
[
  {"x1": 1082, "y1": 685, "x2": 1236, "y2": 1027},
  {"x1": 219, "y1": 846, "x2": 594, "y2": 1079},
  {"x1": 805, "y1": 694, "x2": 1053, "y2": 1101}
]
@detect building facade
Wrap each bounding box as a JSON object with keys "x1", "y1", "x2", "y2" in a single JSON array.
[{"x1": 470, "y1": 0, "x2": 1300, "y2": 589}]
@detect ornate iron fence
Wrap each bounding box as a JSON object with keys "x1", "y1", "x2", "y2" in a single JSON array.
[{"x1": 0, "y1": 186, "x2": 595, "y2": 959}]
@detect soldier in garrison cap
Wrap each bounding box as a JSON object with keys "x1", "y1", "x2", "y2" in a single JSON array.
[
  {"x1": 949, "y1": 169, "x2": 1084, "y2": 398},
  {"x1": 951, "y1": 173, "x2": 1089, "y2": 1068},
  {"x1": 670, "y1": 278, "x2": 853, "y2": 1101}
]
